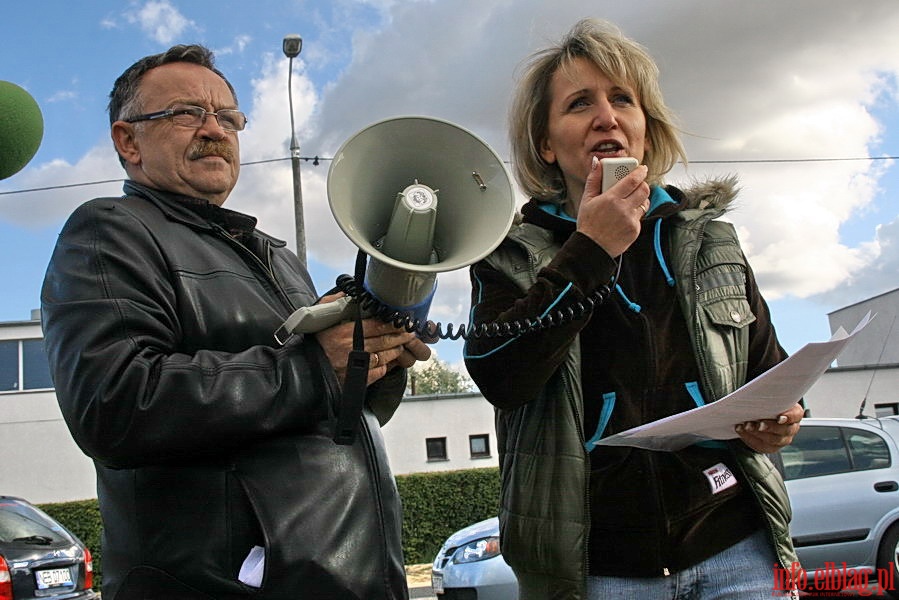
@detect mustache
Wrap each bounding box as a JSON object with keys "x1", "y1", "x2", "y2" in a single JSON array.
[{"x1": 188, "y1": 140, "x2": 235, "y2": 161}]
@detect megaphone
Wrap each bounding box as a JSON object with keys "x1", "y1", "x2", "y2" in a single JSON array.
[
  {"x1": 0, "y1": 81, "x2": 44, "y2": 181},
  {"x1": 277, "y1": 116, "x2": 515, "y2": 337}
]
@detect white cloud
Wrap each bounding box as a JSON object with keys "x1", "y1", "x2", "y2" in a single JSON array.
[
  {"x1": 0, "y1": 141, "x2": 124, "y2": 227},
  {"x1": 126, "y1": 0, "x2": 197, "y2": 46},
  {"x1": 46, "y1": 90, "x2": 78, "y2": 104},
  {"x1": 215, "y1": 34, "x2": 253, "y2": 57}
]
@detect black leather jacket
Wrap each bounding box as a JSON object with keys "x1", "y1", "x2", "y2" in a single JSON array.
[{"x1": 41, "y1": 182, "x2": 409, "y2": 599}]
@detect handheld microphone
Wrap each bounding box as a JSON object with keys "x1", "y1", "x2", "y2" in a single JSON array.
[{"x1": 0, "y1": 81, "x2": 44, "y2": 181}]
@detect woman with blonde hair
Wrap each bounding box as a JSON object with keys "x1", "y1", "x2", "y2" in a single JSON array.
[{"x1": 465, "y1": 18, "x2": 802, "y2": 599}]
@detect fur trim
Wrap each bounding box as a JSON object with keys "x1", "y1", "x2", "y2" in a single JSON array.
[
  {"x1": 680, "y1": 174, "x2": 740, "y2": 211},
  {"x1": 513, "y1": 174, "x2": 741, "y2": 222}
]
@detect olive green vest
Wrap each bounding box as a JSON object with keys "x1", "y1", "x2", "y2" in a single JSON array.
[{"x1": 486, "y1": 212, "x2": 797, "y2": 599}]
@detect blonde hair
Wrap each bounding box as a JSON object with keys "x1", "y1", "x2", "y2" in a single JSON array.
[{"x1": 509, "y1": 18, "x2": 687, "y2": 201}]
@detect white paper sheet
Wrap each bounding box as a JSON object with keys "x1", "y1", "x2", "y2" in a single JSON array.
[
  {"x1": 594, "y1": 311, "x2": 873, "y2": 452},
  {"x1": 238, "y1": 545, "x2": 265, "y2": 588}
]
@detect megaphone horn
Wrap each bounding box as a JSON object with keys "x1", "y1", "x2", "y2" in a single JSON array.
[
  {"x1": 331, "y1": 116, "x2": 515, "y2": 323},
  {"x1": 277, "y1": 116, "x2": 515, "y2": 337}
]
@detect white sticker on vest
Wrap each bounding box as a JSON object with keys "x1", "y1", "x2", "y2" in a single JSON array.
[{"x1": 703, "y1": 462, "x2": 738, "y2": 494}]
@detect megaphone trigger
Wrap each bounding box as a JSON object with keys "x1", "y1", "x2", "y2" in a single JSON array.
[{"x1": 274, "y1": 296, "x2": 356, "y2": 342}]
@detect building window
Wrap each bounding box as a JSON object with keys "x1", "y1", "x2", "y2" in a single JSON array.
[
  {"x1": 0, "y1": 340, "x2": 17, "y2": 391},
  {"x1": 0, "y1": 338, "x2": 53, "y2": 392},
  {"x1": 875, "y1": 403, "x2": 899, "y2": 418},
  {"x1": 23, "y1": 339, "x2": 53, "y2": 390},
  {"x1": 469, "y1": 434, "x2": 491, "y2": 459},
  {"x1": 426, "y1": 437, "x2": 448, "y2": 461}
]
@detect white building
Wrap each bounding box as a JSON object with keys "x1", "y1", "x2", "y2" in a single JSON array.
[
  {"x1": 0, "y1": 311, "x2": 96, "y2": 504},
  {"x1": 804, "y1": 287, "x2": 899, "y2": 418},
  {"x1": 381, "y1": 392, "x2": 497, "y2": 474}
]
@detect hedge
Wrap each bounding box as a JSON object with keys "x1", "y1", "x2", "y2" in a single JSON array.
[
  {"x1": 39, "y1": 466, "x2": 500, "y2": 592},
  {"x1": 397, "y1": 467, "x2": 501, "y2": 563}
]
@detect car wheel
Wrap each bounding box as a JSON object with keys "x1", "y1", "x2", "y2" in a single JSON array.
[{"x1": 876, "y1": 523, "x2": 899, "y2": 599}]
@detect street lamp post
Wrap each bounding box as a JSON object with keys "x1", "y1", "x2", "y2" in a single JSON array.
[{"x1": 282, "y1": 34, "x2": 306, "y2": 265}]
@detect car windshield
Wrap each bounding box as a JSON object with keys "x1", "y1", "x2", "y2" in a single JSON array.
[{"x1": 0, "y1": 500, "x2": 66, "y2": 544}]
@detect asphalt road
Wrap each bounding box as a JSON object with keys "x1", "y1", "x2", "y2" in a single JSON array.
[{"x1": 410, "y1": 586, "x2": 436, "y2": 599}]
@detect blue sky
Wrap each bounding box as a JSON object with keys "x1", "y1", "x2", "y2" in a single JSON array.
[{"x1": 1, "y1": 0, "x2": 898, "y2": 370}]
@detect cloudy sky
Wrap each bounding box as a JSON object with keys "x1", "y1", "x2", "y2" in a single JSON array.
[{"x1": 1, "y1": 0, "x2": 897, "y2": 369}]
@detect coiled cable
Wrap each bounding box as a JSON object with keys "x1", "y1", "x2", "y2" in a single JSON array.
[{"x1": 332, "y1": 255, "x2": 620, "y2": 341}]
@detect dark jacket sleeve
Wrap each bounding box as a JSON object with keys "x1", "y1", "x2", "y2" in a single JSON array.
[
  {"x1": 744, "y1": 258, "x2": 790, "y2": 380},
  {"x1": 464, "y1": 231, "x2": 617, "y2": 409},
  {"x1": 40, "y1": 199, "x2": 343, "y2": 468}
]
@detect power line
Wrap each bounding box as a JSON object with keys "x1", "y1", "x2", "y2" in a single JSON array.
[
  {"x1": 0, "y1": 156, "x2": 330, "y2": 196},
  {"x1": 690, "y1": 156, "x2": 898, "y2": 165},
  {"x1": 1, "y1": 154, "x2": 896, "y2": 197}
]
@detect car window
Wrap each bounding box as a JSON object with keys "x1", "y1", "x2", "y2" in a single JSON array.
[
  {"x1": 846, "y1": 428, "x2": 891, "y2": 470},
  {"x1": 780, "y1": 425, "x2": 892, "y2": 481},
  {"x1": 0, "y1": 500, "x2": 67, "y2": 544},
  {"x1": 781, "y1": 426, "x2": 851, "y2": 480}
]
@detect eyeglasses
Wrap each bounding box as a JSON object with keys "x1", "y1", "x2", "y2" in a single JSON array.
[{"x1": 124, "y1": 104, "x2": 248, "y2": 132}]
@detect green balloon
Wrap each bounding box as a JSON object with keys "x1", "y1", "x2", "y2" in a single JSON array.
[{"x1": 0, "y1": 80, "x2": 44, "y2": 180}]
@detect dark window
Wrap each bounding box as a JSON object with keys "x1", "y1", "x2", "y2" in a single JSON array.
[
  {"x1": 875, "y1": 403, "x2": 899, "y2": 418},
  {"x1": 0, "y1": 499, "x2": 67, "y2": 544},
  {"x1": 780, "y1": 426, "x2": 851, "y2": 480},
  {"x1": 0, "y1": 340, "x2": 18, "y2": 392},
  {"x1": 846, "y1": 428, "x2": 891, "y2": 470},
  {"x1": 426, "y1": 437, "x2": 448, "y2": 461},
  {"x1": 469, "y1": 434, "x2": 490, "y2": 458},
  {"x1": 22, "y1": 339, "x2": 52, "y2": 390},
  {"x1": 780, "y1": 425, "x2": 891, "y2": 480}
]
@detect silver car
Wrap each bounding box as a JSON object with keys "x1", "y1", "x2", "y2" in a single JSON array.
[
  {"x1": 431, "y1": 516, "x2": 516, "y2": 600},
  {"x1": 775, "y1": 416, "x2": 899, "y2": 597},
  {"x1": 431, "y1": 416, "x2": 899, "y2": 599}
]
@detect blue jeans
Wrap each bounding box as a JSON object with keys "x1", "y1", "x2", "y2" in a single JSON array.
[{"x1": 586, "y1": 529, "x2": 797, "y2": 600}]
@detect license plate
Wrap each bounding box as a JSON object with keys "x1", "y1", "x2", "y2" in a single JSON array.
[
  {"x1": 431, "y1": 571, "x2": 444, "y2": 594},
  {"x1": 35, "y1": 567, "x2": 73, "y2": 589}
]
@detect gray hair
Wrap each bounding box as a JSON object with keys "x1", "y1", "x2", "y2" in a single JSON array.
[{"x1": 108, "y1": 44, "x2": 237, "y2": 124}]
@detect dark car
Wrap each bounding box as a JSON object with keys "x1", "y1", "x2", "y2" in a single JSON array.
[
  {"x1": 0, "y1": 496, "x2": 98, "y2": 599},
  {"x1": 433, "y1": 417, "x2": 899, "y2": 599}
]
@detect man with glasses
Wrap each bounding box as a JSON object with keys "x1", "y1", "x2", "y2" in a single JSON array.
[{"x1": 41, "y1": 44, "x2": 429, "y2": 599}]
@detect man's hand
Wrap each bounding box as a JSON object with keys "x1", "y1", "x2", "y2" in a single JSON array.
[
  {"x1": 735, "y1": 403, "x2": 804, "y2": 454},
  {"x1": 314, "y1": 294, "x2": 432, "y2": 385}
]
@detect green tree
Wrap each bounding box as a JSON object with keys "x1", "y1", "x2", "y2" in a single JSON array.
[{"x1": 407, "y1": 357, "x2": 473, "y2": 395}]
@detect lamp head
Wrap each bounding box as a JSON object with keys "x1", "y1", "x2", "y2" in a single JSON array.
[{"x1": 282, "y1": 34, "x2": 303, "y2": 58}]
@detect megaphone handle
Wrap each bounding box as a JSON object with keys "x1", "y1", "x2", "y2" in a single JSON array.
[{"x1": 274, "y1": 296, "x2": 356, "y2": 342}]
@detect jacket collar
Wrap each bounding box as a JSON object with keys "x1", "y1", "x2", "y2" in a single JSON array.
[
  {"x1": 123, "y1": 180, "x2": 222, "y2": 229},
  {"x1": 121, "y1": 181, "x2": 286, "y2": 248}
]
